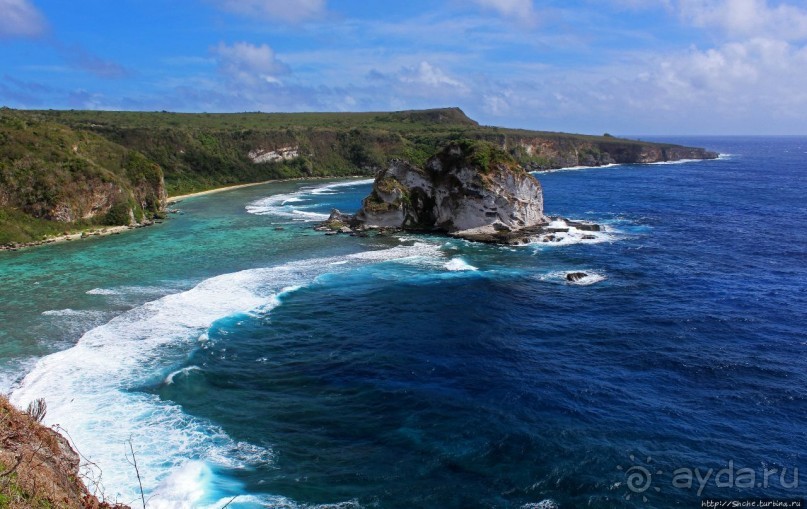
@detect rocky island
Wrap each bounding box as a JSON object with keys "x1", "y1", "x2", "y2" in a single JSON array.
[{"x1": 320, "y1": 140, "x2": 604, "y2": 244}]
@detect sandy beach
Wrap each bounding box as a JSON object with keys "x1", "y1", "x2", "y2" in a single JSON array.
[
  {"x1": 167, "y1": 180, "x2": 279, "y2": 203},
  {"x1": 167, "y1": 175, "x2": 364, "y2": 203}
]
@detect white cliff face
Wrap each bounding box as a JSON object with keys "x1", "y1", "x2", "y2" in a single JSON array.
[
  {"x1": 355, "y1": 142, "x2": 547, "y2": 240},
  {"x1": 248, "y1": 146, "x2": 300, "y2": 164}
]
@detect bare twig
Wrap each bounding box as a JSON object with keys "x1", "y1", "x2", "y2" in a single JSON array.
[
  {"x1": 25, "y1": 398, "x2": 47, "y2": 423},
  {"x1": 125, "y1": 437, "x2": 146, "y2": 509}
]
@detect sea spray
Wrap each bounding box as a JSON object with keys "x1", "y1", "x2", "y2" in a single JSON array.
[{"x1": 10, "y1": 241, "x2": 444, "y2": 505}]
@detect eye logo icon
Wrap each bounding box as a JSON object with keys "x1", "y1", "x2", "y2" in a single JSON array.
[{"x1": 617, "y1": 455, "x2": 663, "y2": 503}]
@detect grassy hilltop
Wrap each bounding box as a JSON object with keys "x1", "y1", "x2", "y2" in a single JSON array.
[{"x1": 0, "y1": 106, "x2": 715, "y2": 246}]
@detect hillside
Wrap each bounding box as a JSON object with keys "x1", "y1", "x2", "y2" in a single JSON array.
[
  {"x1": 0, "y1": 109, "x2": 166, "y2": 246},
  {"x1": 1, "y1": 107, "x2": 716, "y2": 246},
  {"x1": 0, "y1": 396, "x2": 129, "y2": 508}
]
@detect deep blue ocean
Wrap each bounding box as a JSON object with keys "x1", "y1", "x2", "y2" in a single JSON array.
[{"x1": 1, "y1": 136, "x2": 805, "y2": 508}]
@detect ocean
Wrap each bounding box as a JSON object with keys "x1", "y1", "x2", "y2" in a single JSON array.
[{"x1": 1, "y1": 136, "x2": 805, "y2": 508}]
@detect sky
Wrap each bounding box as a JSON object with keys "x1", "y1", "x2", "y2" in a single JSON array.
[{"x1": 1, "y1": 0, "x2": 806, "y2": 134}]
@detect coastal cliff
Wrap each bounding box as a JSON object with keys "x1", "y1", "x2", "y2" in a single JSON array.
[
  {"x1": 356, "y1": 140, "x2": 547, "y2": 240},
  {"x1": 0, "y1": 396, "x2": 129, "y2": 508},
  {"x1": 0, "y1": 109, "x2": 166, "y2": 246},
  {"x1": 1, "y1": 107, "x2": 716, "y2": 245}
]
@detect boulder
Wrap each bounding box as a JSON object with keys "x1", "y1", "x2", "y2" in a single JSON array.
[{"x1": 566, "y1": 272, "x2": 589, "y2": 282}]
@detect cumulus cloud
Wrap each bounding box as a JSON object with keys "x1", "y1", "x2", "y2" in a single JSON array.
[
  {"x1": 653, "y1": 37, "x2": 807, "y2": 108},
  {"x1": 676, "y1": 0, "x2": 807, "y2": 40},
  {"x1": 467, "y1": 34, "x2": 807, "y2": 133},
  {"x1": 0, "y1": 0, "x2": 46, "y2": 37},
  {"x1": 399, "y1": 61, "x2": 468, "y2": 91},
  {"x1": 212, "y1": 0, "x2": 326, "y2": 23},
  {"x1": 213, "y1": 42, "x2": 290, "y2": 87},
  {"x1": 362, "y1": 61, "x2": 470, "y2": 105},
  {"x1": 615, "y1": 0, "x2": 807, "y2": 40}
]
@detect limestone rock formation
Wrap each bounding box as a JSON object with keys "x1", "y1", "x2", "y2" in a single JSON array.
[{"x1": 354, "y1": 140, "x2": 548, "y2": 242}]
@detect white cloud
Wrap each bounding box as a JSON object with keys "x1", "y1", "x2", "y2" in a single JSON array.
[
  {"x1": 471, "y1": 0, "x2": 535, "y2": 21},
  {"x1": 653, "y1": 37, "x2": 807, "y2": 107},
  {"x1": 399, "y1": 61, "x2": 468, "y2": 91},
  {"x1": 470, "y1": 35, "x2": 807, "y2": 133},
  {"x1": 677, "y1": 0, "x2": 807, "y2": 40},
  {"x1": 213, "y1": 42, "x2": 289, "y2": 87},
  {"x1": 615, "y1": 0, "x2": 807, "y2": 41},
  {"x1": 212, "y1": 0, "x2": 326, "y2": 23},
  {"x1": 0, "y1": 0, "x2": 46, "y2": 37}
]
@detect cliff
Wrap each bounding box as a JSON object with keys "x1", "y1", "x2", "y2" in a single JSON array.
[
  {"x1": 0, "y1": 396, "x2": 129, "y2": 508},
  {"x1": 19, "y1": 108, "x2": 717, "y2": 196},
  {"x1": 355, "y1": 140, "x2": 547, "y2": 241},
  {"x1": 1, "y1": 107, "x2": 716, "y2": 245},
  {"x1": 0, "y1": 109, "x2": 166, "y2": 246}
]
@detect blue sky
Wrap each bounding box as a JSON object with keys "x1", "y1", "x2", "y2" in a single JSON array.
[{"x1": 1, "y1": 0, "x2": 806, "y2": 134}]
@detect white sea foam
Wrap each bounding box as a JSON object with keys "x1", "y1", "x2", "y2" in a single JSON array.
[
  {"x1": 521, "y1": 500, "x2": 560, "y2": 509},
  {"x1": 532, "y1": 155, "x2": 716, "y2": 174},
  {"x1": 87, "y1": 284, "x2": 187, "y2": 298},
  {"x1": 444, "y1": 258, "x2": 478, "y2": 271},
  {"x1": 86, "y1": 288, "x2": 121, "y2": 295},
  {"x1": 530, "y1": 222, "x2": 616, "y2": 248},
  {"x1": 41, "y1": 308, "x2": 106, "y2": 318},
  {"x1": 164, "y1": 365, "x2": 202, "y2": 385},
  {"x1": 246, "y1": 179, "x2": 373, "y2": 221},
  {"x1": 540, "y1": 270, "x2": 607, "y2": 286},
  {"x1": 10, "y1": 241, "x2": 443, "y2": 506},
  {"x1": 309, "y1": 179, "x2": 374, "y2": 195},
  {"x1": 533, "y1": 163, "x2": 620, "y2": 173},
  {"x1": 646, "y1": 158, "x2": 702, "y2": 165}
]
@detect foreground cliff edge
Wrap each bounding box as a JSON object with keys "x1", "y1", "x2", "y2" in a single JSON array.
[
  {"x1": 1, "y1": 107, "x2": 716, "y2": 248},
  {"x1": 0, "y1": 396, "x2": 129, "y2": 509}
]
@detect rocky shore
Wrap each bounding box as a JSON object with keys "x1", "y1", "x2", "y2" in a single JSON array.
[
  {"x1": 0, "y1": 221, "x2": 162, "y2": 252},
  {"x1": 0, "y1": 396, "x2": 130, "y2": 508}
]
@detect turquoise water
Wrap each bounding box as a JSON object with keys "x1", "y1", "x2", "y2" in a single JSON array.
[{"x1": 1, "y1": 138, "x2": 806, "y2": 508}]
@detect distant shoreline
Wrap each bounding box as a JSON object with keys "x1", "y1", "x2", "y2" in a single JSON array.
[
  {"x1": 167, "y1": 175, "x2": 365, "y2": 203},
  {"x1": 0, "y1": 225, "x2": 135, "y2": 252}
]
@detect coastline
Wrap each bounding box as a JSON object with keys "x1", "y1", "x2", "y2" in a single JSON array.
[
  {"x1": 1, "y1": 175, "x2": 365, "y2": 252},
  {"x1": 167, "y1": 179, "x2": 279, "y2": 203},
  {"x1": 0, "y1": 225, "x2": 134, "y2": 252},
  {"x1": 167, "y1": 175, "x2": 365, "y2": 203}
]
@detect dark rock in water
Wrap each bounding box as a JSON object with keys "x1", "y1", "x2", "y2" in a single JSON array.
[
  {"x1": 274, "y1": 227, "x2": 285, "y2": 231},
  {"x1": 566, "y1": 272, "x2": 589, "y2": 282},
  {"x1": 320, "y1": 208, "x2": 358, "y2": 232},
  {"x1": 566, "y1": 220, "x2": 601, "y2": 232}
]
